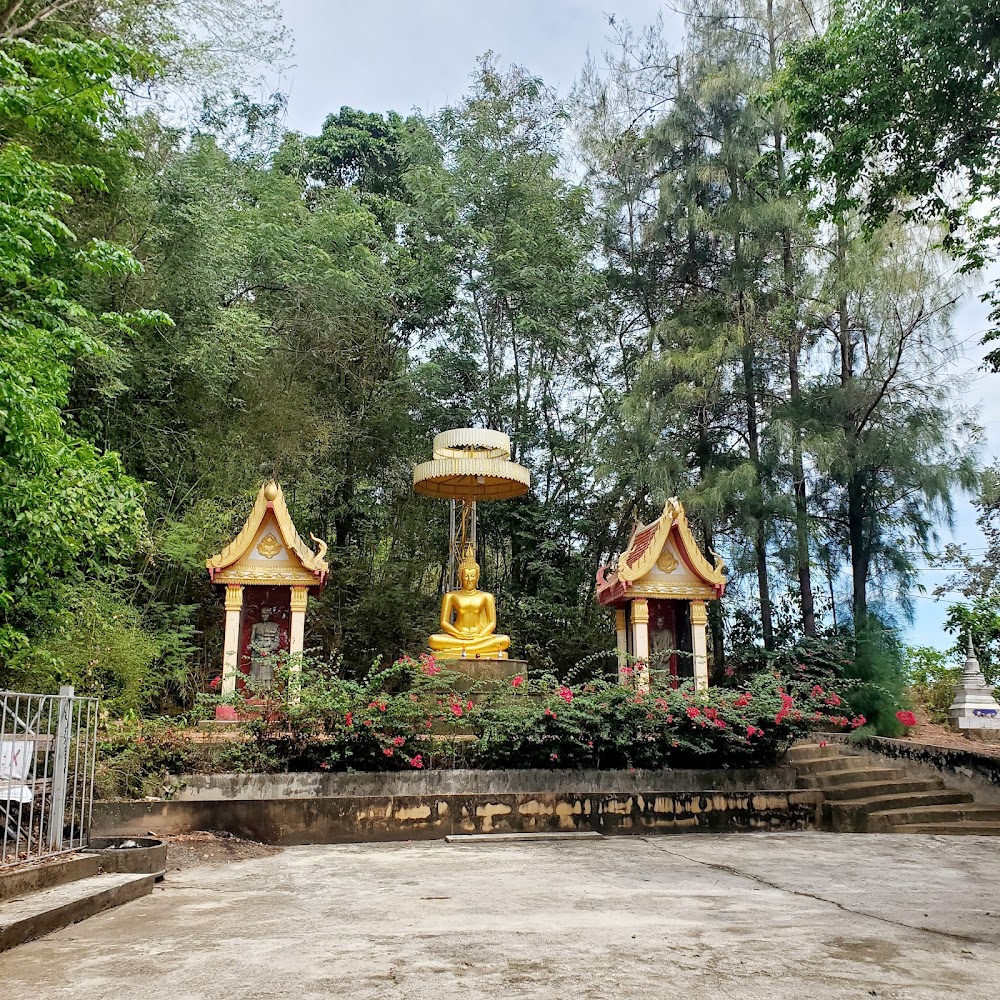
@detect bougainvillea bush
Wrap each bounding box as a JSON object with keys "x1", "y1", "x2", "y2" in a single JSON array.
[{"x1": 187, "y1": 653, "x2": 865, "y2": 774}]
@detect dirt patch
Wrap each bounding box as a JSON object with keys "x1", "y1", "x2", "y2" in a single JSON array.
[
  {"x1": 900, "y1": 707, "x2": 1000, "y2": 758},
  {"x1": 163, "y1": 831, "x2": 280, "y2": 872}
]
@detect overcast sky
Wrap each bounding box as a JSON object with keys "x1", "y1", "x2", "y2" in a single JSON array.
[{"x1": 275, "y1": 0, "x2": 999, "y2": 652}]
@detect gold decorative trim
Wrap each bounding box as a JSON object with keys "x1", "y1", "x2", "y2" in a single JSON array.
[
  {"x1": 289, "y1": 585, "x2": 309, "y2": 613},
  {"x1": 224, "y1": 584, "x2": 244, "y2": 611},
  {"x1": 215, "y1": 567, "x2": 319, "y2": 585},
  {"x1": 628, "y1": 583, "x2": 717, "y2": 599},
  {"x1": 615, "y1": 497, "x2": 725, "y2": 590},
  {"x1": 632, "y1": 598, "x2": 649, "y2": 624},
  {"x1": 656, "y1": 550, "x2": 678, "y2": 574},
  {"x1": 690, "y1": 600, "x2": 708, "y2": 626},
  {"x1": 206, "y1": 481, "x2": 328, "y2": 578},
  {"x1": 257, "y1": 533, "x2": 282, "y2": 559}
]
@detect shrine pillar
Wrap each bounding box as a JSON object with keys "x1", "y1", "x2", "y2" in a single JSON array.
[
  {"x1": 632, "y1": 598, "x2": 650, "y2": 693},
  {"x1": 222, "y1": 584, "x2": 244, "y2": 695},
  {"x1": 691, "y1": 599, "x2": 709, "y2": 691},
  {"x1": 615, "y1": 607, "x2": 628, "y2": 685}
]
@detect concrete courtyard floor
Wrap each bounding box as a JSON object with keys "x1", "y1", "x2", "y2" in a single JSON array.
[{"x1": 1, "y1": 833, "x2": 999, "y2": 999}]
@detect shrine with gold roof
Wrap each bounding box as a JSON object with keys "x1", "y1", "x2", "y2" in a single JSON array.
[
  {"x1": 597, "y1": 498, "x2": 726, "y2": 692},
  {"x1": 206, "y1": 481, "x2": 328, "y2": 712}
]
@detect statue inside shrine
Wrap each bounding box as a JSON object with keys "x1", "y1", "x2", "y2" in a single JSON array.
[
  {"x1": 428, "y1": 547, "x2": 510, "y2": 659},
  {"x1": 249, "y1": 607, "x2": 281, "y2": 683}
]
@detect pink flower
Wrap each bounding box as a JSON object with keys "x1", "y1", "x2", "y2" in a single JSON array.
[
  {"x1": 345, "y1": 711, "x2": 353, "y2": 727},
  {"x1": 209, "y1": 676, "x2": 221, "y2": 690},
  {"x1": 724, "y1": 665, "x2": 735, "y2": 677},
  {"x1": 704, "y1": 707, "x2": 718, "y2": 720},
  {"x1": 558, "y1": 686, "x2": 574, "y2": 704},
  {"x1": 819, "y1": 740, "x2": 828, "y2": 748},
  {"x1": 383, "y1": 748, "x2": 394, "y2": 757},
  {"x1": 686, "y1": 706, "x2": 701, "y2": 719},
  {"x1": 850, "y1": 715, "x2": 867, "y2": 729},
  {"x1": 550, "y1": 753, "x2": 559, "y2": 761},
  {"x1": 896, "y1": 710, "x2": 916, "y2": 728},
  {"x1": 826, "y1": 693, "x2": 842, "y2": 707},
  {"x1": 512, "y1": 675, "x2": 524, "y2": 688},
  {"x1": 746, "y1": 725, "x2": 763, "y2": 738},
  {"x1": 811, "y1": 685, "x2": 824, "y2": 697},
  {"x1": 392, "y1": 736, "x2": 405, "y2": 747},
  {"x1": 409, "y1": 754, "x2": 423, "y2": 769},
  {"x1": 450, "y1": 702, "x2": 463, "y2": 717},
  {"x1": 544, "y1": 707, "x2": 558, "y2": 719},
  {"x1": 320, "y1": 762, "x2": 330, "y2": 770},
  {"x1": 466, "y1": 700, "x2": 474, "y2": 711}
]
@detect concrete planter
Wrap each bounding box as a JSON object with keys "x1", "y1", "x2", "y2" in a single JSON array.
[{"x1": 84, "y1": 837, "x2": 167, "y2": 879}]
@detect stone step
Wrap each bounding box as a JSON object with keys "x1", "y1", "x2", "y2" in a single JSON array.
[
  {"x1": 892, "y1": 822, "x2": 1000, "y2": 836},
  {"x1": 867, "y1": 803, "x2": 1000, "y2": 833},
  {"x1": 796, "y1": 766, "x2": 908, "y2": 788},
  {"x1": 786, "y1": 743, "x2": 841, "y2": 762},
  {"x1": 0, "y1": 854, "x2": 100, "y2": 904},
  {"x1": 792, "y1": 755, "x2": 869, "y2": 773},
  {"x1": 0, "y1": 871, "x2": 154, "y2": 952},
  {"x1": 819, "y1": 778, "x2": 946, "y2": 801},
  {"x1": 827, "y1": 791, "x2": 974, "y2": 832}
]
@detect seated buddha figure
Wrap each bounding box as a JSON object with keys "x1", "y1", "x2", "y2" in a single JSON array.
[{"x1": 429, "y1": 547, "x2": 510, "y2": 659}]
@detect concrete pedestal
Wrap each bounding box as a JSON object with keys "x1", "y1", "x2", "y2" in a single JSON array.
[{"x1": 949, "y1": 637, "x2": 1000, "y2": 733}]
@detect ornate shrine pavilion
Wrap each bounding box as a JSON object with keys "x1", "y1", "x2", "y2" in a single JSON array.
[
  {"x1": 206, "y1": 482, "x2": 328, "y2": 704},
  {"x1": 596, "y1": 498, "x2": 726, "y2": 692}
]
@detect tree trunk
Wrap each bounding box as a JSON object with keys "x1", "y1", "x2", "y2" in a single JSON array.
[{"x1": 767, "y1": 0, "x2": 816, "y2": 636}]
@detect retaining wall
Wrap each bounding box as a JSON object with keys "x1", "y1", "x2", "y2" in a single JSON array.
[{"x1": 94, "y1": 767, "x2": 821, "y2": 843}]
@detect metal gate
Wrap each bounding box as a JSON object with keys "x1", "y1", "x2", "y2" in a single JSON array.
[{"x1": 0, "y1": 687, "x2": 99, "y2": 869}]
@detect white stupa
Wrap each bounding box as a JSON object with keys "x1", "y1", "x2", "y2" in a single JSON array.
[{"x1": 948, "y1": 634, "x2": 1000, "y2": 732}]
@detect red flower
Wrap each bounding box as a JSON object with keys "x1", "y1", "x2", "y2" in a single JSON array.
[
  {"x1": 345, "y1": 711, "x2": 353, "y2": 727},
  {"x1": 392, "y1": 736, "x2": 405, "y2": 747},
  {"x1": 512, "y1": 674, "x2": 524, "y2": 688},
  {"x1": 850, "y1": 715, "x2": 867, "y2": 729},
  {"x1": 686, "y1": 706, "x2": 701, "y2": 719},
  {"x1": 550, "y1": 753, "x2": 559, "y2": 761},
  {"x1": 746, "y1": 725, "x2": 763, "y2": 738},
  {"x1": 466, "y1": 700, "x2": 474, "y2": 711},
  {"x1": 811, "y1": 685, "x2": 824, "y2": 697},
  {"x1": 409, "y1": 754, "x2": 423, "y2": 769},
  {"x1": 364, "y1": 719, "x2": 373, "y2": 727},
  {"x1": 558, "y1": 686, "x2": 574, "y2": 704},
  {"x1": 383, "y1": 748, "x2": 394, "y2": 757},
  {"x1": 450, "y1": 702, "x2": 463, "y2": 717},
  {"x1": 544, "y1": 707, "x2": 558, "y2": 719},
  {"x1": 704, "y1": 707, "x2": 718, "y2": 720},
  {"x1": 733, "y1": 693, "x2": 751, "y2": 709},
  {"x1": 320, "y1": 762, "x2": 330, "y2": 770},
  {"x1": 896, "y1": 710, "x2": 916, "y2": 728},
  {"x1": 209, "y1": 676, "x2": 221, "y2": 690},
  {"x1": 826, "y1": 693, "x2": 842, "y2": 707}
]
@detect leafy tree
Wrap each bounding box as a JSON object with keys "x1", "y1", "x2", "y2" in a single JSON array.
[
  {"x1": 779, "y1": 0, "x2": 1000, "y2": 361},
  {"x1": 0, "y1": 36, "x2": 160, "y2": 661}
]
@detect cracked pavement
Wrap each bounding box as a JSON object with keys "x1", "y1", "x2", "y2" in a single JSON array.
[{"x1": 1, "y1": 833, "x2": 997, "y2": 998}]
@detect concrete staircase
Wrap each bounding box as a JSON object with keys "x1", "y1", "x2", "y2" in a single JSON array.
[
  {"x1": 0, "y1": 853, "x2": 154, "y2": 951},
  {"x1": 786, "y1": 742, "x2": 1000, "y2": 835}
]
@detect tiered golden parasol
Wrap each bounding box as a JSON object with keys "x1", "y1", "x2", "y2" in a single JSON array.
[{"x1": 413, "y1": 428, "x2": 530, "y2": 587}]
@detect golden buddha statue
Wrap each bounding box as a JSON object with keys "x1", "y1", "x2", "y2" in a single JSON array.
[{"x1": 429, "y1": 546, "x2": 510, "y2": 659}]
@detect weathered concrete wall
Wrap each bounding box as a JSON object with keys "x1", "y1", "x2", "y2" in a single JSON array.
[
  {"x1": 168, "y1": 766, "x2": 798, "y2": 801},
  {"x1": 94, "y1": 789, "x2": 822, "y2": 843},
  {"x1": 855, "y1": 737, "x2": 1000, "y2": 805}
]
